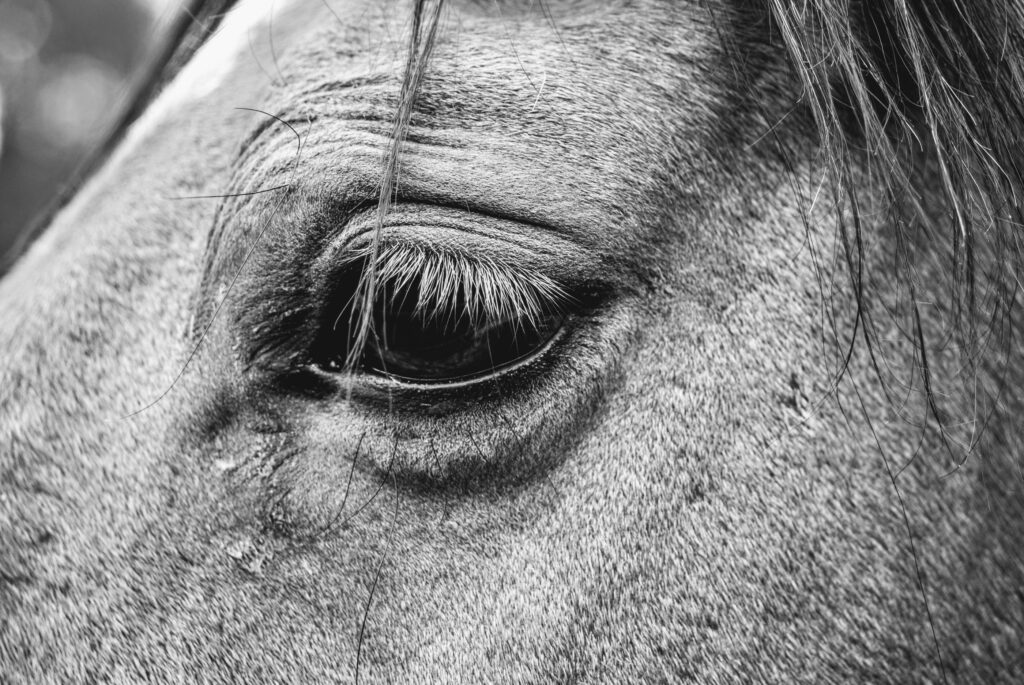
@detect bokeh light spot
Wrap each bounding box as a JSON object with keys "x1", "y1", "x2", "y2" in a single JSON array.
[
  {"x1": 20, "y1": 55, "x2": 123, "y2": 158},
  {"x1": 0, "y1": 0, "x2": 53, "y2": 65}
]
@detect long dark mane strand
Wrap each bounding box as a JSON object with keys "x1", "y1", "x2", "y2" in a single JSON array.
[{"x1": 344, "y1": 0, "x2": 447, "y2": 372}]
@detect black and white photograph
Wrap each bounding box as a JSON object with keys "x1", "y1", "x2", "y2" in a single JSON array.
[{"x1": 2, "y1": 1, "x2": 1023, "y2": 682}]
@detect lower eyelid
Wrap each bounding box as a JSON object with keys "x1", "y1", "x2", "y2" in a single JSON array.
[{"x1": 304, "y1": 313, "x2": 578, "y2": 417}]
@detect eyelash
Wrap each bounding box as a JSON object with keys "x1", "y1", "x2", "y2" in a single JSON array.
[{"x1": 344, "y1": 242, "x2": 569, "y2": 334}]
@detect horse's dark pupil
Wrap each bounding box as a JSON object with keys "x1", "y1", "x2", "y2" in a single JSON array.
[{"x1": 364, "y1": 304, "x2": 559, "y2": 382}]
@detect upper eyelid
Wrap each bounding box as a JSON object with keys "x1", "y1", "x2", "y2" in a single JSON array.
[
  {"x1": 316, "y1": 203, "x2": 618, "y2": 292},
  {"x1": 337, "y1": 241, "x2": 573, "y2": 329}
]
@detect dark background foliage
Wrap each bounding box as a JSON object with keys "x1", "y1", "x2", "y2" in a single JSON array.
[{"x1": 0, "y1": 0, "x2": 170, "y2": 260}]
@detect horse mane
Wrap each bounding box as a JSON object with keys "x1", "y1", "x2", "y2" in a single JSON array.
[{"x1": 765, "y1": 0, "x2": 1024, "y2": 354}]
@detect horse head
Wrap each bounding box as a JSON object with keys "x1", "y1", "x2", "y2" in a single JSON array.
[{"x1": 2, "y1": 0, "x2": 1023, "y2": 681}]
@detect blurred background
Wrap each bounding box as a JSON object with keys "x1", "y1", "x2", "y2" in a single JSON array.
[{"x1": 0, "y1": 0, "x2": 179, "y2": 260}]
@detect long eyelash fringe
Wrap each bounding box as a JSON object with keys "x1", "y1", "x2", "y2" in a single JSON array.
[{"x1": 338, "y1": 242, "x2": 571, "y2": 335}]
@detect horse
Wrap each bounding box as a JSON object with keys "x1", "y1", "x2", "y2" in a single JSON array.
[{"x1": 2, "y1": 0, "x2": 1023, "y2": 681}]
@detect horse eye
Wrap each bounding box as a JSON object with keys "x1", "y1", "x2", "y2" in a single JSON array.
[{"x1": 313, "y1": 253, "x2": 568, "y2": 386}]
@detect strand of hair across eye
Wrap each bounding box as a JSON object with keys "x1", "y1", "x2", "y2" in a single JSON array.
[{"x1": 344, "y1": 0, "x2": 447, "y2": 372}]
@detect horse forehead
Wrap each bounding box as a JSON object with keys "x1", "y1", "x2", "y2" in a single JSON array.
[
  {"x1": 172, "y1": 0, "x2": 722, "y2": 128},
  {"x1": 189, "y1": 0, "x2": 730, "y2": 267},
  {"x1": 269, "y1": 0, "x2": 714, "y2": 65}
]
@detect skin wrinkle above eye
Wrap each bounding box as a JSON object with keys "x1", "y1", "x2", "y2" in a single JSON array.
[
  {"x1": 207, "y1": 0, "x2": 729, "y2": 272},
  {"x1": 236, "y1": 124, "x2": 634, "y2": 243}
]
